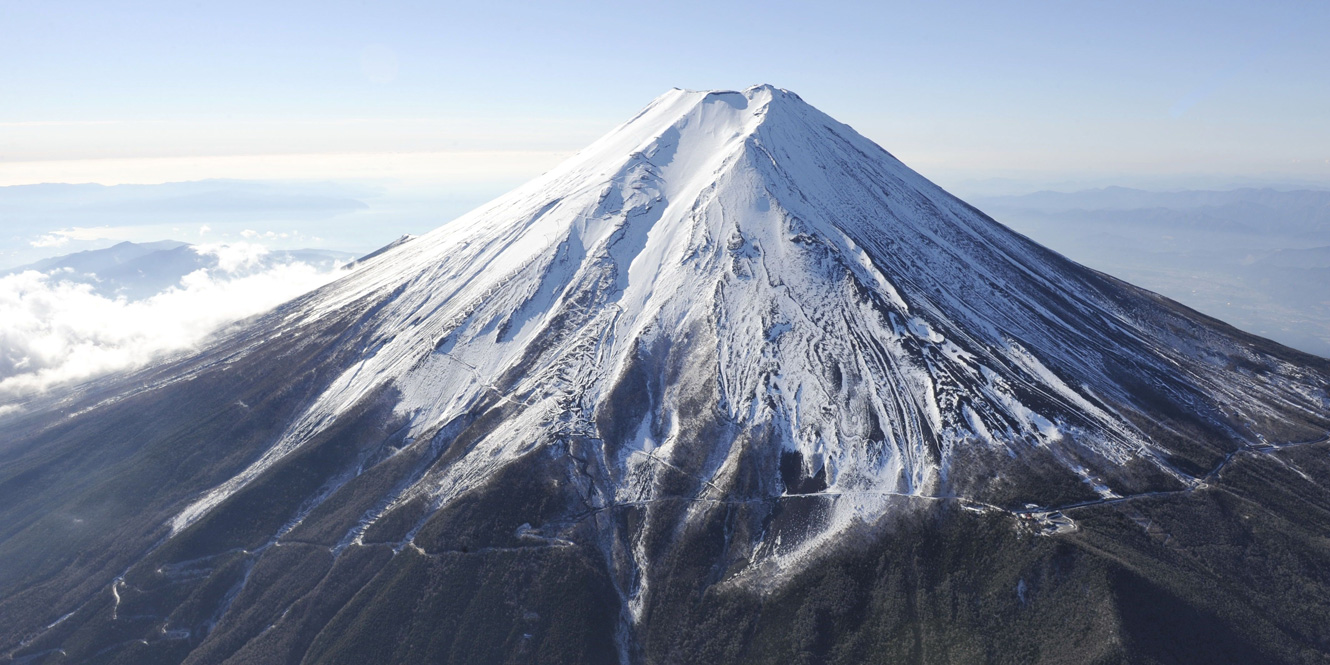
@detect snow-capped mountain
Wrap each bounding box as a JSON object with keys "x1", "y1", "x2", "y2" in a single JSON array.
[{"x1": 2, "y1": 86, "x2": 1329, "y2": 665}]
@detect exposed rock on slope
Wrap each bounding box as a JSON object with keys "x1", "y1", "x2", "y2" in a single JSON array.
[{"x1": 2, "y1": 85, "x2": 1328, "y2": 665}]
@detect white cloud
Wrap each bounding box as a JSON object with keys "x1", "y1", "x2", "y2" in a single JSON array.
[
  {"x1": 193, "y1": 242, "x2": 269, "y2": 273},
  {"x1": 199, "y1": 224, "x2": 212, "y2": 236},
  {"x1": 30, "y1": 234, "x2": 71, "y2": 248},
  {"x1": 0, "y1": 260, "x2": 347, "y2": 404}
]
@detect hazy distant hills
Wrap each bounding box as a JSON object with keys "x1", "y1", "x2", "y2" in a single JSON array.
[
  {"x1": 4, "y1": 180, "x2": 1325, "y2": 359},
  {"x1": 0, "y1": 179, "x2": 514, "y2": 271},
  {"x1": 0, "y1": 241, "x2": 358, "y2": 399},
  {"x1": 4, "y1": 240, "x2": 356, "y2": 300},
  {"x1": 972, "y1": 187, "x2": 1330, "y2": 357},
  {"x1": 0, "y1": 180, "x2": 369, "y2": 227},
  {"x1": 974, "y1": 186, "x2": 1330, "y2": 215}
]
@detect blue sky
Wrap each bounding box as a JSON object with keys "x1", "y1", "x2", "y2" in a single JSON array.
[
  {"x1": 2, "y1": 0, "x2": 1328, "y2": 258},
  {"x1": 5, "y1": 1, "x2": 1328, "y2": 181}
]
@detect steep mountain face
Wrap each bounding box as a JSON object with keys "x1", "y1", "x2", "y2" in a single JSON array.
[{"x1": 3, "y1": 86, "x2": 1330, "y2": 665}]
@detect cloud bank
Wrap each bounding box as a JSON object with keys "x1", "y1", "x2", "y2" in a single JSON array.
[{"x1": 0, "y1": 252, "x2": 346, "y2": 405}]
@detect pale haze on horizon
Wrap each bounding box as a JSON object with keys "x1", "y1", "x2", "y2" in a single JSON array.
[{"x1": 3, "y1": 0, "x2": 1328, "y2": 194}]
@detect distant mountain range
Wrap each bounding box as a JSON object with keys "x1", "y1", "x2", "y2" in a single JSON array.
[
  {"x1": 4, "y1": 240, "x2": 356, "y2": 300},
  {"x1": 0, "y1": 179, "x2": 513, "y2": 272},
  {"x1": 972, "y1": 187, "x2": 1330, "y2": 357},
  {"x1": 974, "y1": 186, "x2": 1330, "y2": 215}
]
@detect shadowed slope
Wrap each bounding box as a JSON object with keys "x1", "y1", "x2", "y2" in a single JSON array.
[{"x1": 1, "y1": 85, "x2": 1328, "y2": 664}]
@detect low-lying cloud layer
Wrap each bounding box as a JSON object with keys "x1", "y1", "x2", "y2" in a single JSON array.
[{"x1": 0, "y1": 248, "x2": 346, "y2": 405}]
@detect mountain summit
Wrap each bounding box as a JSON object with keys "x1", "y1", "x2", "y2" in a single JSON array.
[{"x1": 3, "y1": 86, "x2": 1329, "y2": 664}]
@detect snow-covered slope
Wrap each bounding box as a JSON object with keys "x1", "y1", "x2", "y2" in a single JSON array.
[
  {"x1": 4, "y1": 85, "x2": 1328, "y2": 665},
  {"x1": 170, "y1": 85, "x2": 1327, "y2": 568}
]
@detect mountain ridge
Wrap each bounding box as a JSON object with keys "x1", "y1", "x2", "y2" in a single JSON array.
[{"x1": 2, "y1": 85, "x2": 1329, "y2": 664}]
